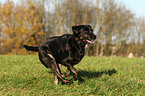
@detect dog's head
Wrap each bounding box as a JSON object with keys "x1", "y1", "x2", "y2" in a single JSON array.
[{"x1": 72, "y1": 25, "x2": 96, "y2": 45}]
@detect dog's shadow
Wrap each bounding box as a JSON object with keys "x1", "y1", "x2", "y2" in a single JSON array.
[
  {"x1": 48, "y1": 69, "x2": 117, "y2": 83},
  {"x1": 77, "y1": 69, "x2": 117, "y2": 83}
]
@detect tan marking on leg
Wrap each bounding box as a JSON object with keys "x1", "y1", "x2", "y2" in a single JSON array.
[
  {"x1": 47, "y1": 54, "x2": 55, "y2": 60},
  {"x1": 54, "y1": 75, "x2": 58, "y2": 85}
]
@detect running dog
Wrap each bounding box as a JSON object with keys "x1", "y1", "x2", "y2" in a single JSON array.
[{"x1": 24, "y1": 25, "x2": 96, "y2": 84}]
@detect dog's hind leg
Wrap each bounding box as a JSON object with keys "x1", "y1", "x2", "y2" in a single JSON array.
[
  {"x1": 54, "y1": 64, "x2": 62, "y2": 85},
  {"x1": 38, "y1": 47, "x2": 72, "y2": 85}
]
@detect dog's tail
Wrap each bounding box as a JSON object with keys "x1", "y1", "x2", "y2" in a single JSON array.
[{"x1": 23, "y1": 45, "x2": 38, "y2": 52}]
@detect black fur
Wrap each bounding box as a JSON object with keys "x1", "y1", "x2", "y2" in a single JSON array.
[
  {"x1": 24, "y1": 25, "x2": 96, "y2": 84},
  {"x1": 23, "y1": 45, "x2": 38, "y2": 52}
]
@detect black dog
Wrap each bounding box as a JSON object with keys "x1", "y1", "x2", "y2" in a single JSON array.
[{"x1": 24, "y1": 25, "x2": 96, "y2": 84}]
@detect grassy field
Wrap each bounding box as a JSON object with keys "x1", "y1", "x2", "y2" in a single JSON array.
[{"x1": 0, "y1": 55, "x2": 145, "y2": 96}]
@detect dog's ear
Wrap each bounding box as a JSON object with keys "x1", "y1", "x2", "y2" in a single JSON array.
[
  {"x1": 72, "y1": 25, "x2": 84, "y2": 36},
  {"x1": 86, "y1": 25, "x2": 92, "y2": 28}
]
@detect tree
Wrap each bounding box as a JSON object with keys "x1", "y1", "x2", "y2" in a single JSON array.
[
  {"x1": 0, "y1": 0, "x2": 139, "y2": 57},
  {"x1": 0, "y1": 0, "x2": 45, "y2": 54}
]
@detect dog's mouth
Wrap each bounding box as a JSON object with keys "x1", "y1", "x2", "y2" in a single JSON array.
[{"x1": 85, "y1": 40, "x2": 94, "y2": 45}]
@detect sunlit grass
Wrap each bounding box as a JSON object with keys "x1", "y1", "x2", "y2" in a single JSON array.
[{"x1": 0, "y1": 55, "x2": 145, "y2": 95}]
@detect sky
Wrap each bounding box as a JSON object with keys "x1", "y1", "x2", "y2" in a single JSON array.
[
  {"x1": 1, "y1": 0, "x2": 145, "y2": 18},
  {"x1": 118, "y1": 0, "x2": 145, "y2": 17}
]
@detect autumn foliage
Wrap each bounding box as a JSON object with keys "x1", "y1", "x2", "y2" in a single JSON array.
[{"x1": 0, "y1": 0, "x2": 45, "y2": 54}]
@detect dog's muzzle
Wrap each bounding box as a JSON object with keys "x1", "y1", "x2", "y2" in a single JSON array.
[
  {"x1": 86, "y1": 35, "x2": 96, "y2": 45},
  {"x1": 86, "y1": 40, "x2": 94, "y2": 44},
  {"x1": 85, "y1": 40, "x2": 95, "y2": 46}
]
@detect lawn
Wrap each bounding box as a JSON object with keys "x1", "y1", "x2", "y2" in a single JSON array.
[{"x1": 0, "y1": 55, "x2": 145, "y2": 96}]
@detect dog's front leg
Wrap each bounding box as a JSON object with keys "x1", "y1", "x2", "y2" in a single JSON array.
[
  {"x1": 71, "y1": 67, "x2": 78, "y2": 81},
  {"x1": 50, "y1": 63, "x2": 72, "y2": 84},
  {"x1": 61, "y1": 69, "x2": 71, "y2": 78},
  {"x1": 65, "y1": 64, "x2": 78, "y2": 81}
]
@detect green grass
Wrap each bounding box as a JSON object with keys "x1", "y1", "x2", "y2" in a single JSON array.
[{"x1": 0, "y1": 55, "x2": 145, "y2": 96}]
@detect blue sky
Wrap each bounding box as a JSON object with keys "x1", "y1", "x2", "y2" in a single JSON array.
[
  {"x1": 119, "y1": 0, "x2": 145, "y2": 17},
  {"x1": 1, "y1": 0, "x2": 145, "y2": 18}
]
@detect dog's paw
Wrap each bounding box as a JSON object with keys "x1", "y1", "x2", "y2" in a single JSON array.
[
  {"x1": 62, "y1": 80, "x2": 73, "y2": 85},
  {"x1": 74, "y1": 77, "x2": 78, "y2": 81},
  {"x1": 73, "y1": 74, "x2": 78, "y2": 81},
  {"x1": 54, "y1": 79, "x2": 59, "y2": 85}
]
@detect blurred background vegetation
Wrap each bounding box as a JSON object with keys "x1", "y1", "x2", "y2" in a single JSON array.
[{"x1": 0, "y1": 0, "x2": 145, "y2": 57}]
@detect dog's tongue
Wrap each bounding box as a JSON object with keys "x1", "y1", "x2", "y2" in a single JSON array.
[{"x1": 86, "y1": 40, "x2": 94, "y2": 44}]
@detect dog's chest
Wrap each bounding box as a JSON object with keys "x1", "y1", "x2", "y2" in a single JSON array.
[
  {"x1": 68, "y1": 46, "x2": 85, "y2": 64},
  {"x1": 56, "y1": 35, "x2": 86, "y2": 65}
]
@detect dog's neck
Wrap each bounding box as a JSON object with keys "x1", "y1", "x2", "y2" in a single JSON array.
[{"x1": 72, "y1": 35, "x2": 86, "y2": 47}]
